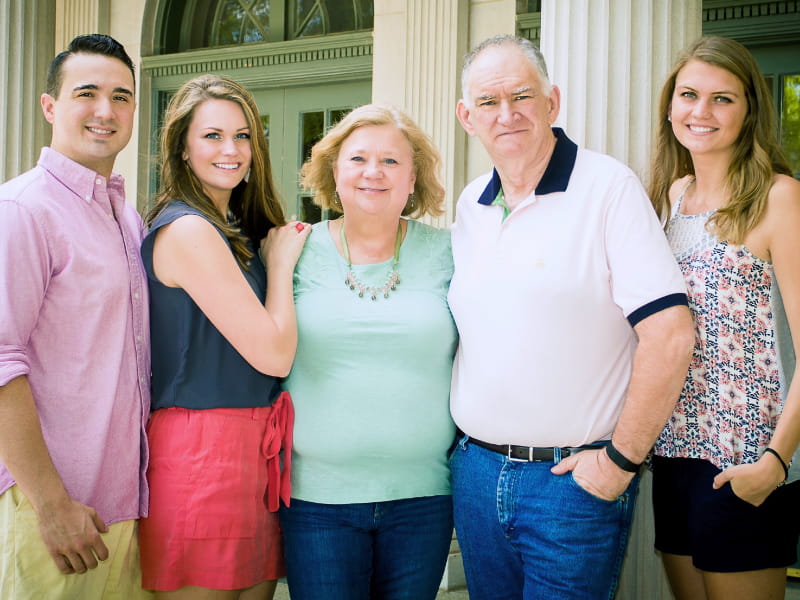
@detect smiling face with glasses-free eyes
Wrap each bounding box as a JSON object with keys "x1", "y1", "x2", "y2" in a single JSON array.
[
  {"x1": 182, "y1": 98, "x2": 253, "y2": 211},
  {"x1": 668, "y1": 58, "x2": 748, "y2": 162}
]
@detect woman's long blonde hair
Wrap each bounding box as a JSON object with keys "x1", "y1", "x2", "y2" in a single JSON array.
[{"x1": 648, "y1": 36, "x2": 791, "y2": 243}]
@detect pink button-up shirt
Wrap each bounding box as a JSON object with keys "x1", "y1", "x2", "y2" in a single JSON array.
[{"x1": 0, "y1": 148, "x2": 150, "y2": 523}]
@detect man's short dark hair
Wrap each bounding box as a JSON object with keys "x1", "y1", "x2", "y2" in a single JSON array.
[{"x1": 45, "y1": 34, "x2": 136, "y2": 98}]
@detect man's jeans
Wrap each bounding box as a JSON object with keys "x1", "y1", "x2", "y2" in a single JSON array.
[
  {"x1": 279, "y1": 495, "x2": 453, "y2": 600},
  {"x1": 451, "y1": 435, "x2": 639, "y2": 600}
]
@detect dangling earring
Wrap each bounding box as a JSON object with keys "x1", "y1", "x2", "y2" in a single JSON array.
[
  {"x1": 334, "y1": 191, "x2": 342, "y2": 207},
  {"x1": 408, "y1": 193, "x2": 415, "y2": 209},
  {"x1": 667, "y1": 115, "x2": 672, "y2": 122}
]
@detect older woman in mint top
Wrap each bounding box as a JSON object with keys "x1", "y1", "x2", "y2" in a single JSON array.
[{"x1": 279, "y1": 104, "x2": 457, "y2": 600}]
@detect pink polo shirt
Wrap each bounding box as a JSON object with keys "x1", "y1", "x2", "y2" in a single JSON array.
[{"x1": 0, "y1": 148, "x2": 150, "y2": 523}]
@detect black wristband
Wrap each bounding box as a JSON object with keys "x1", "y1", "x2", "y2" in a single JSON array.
[
  {"x1": 764, "y1": 447, "x2": 789, "y2": 481},
  {"x1": 605, "y1": 442, "x2": 642, "y2": 473}
]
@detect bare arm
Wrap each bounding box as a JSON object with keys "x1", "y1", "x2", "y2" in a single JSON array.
[
  {"x1": 153, "y1": 216, "x2": 310, "y2": 377},
  {"x1": 713, "y1": 175, "x2": 800, "y2": 505},
  {"x1": 552, "y1": 304, "x2": 695, "y2": 500},
  {"x1": 0, "y1": 376, "x2": 108, "y2": 573}
]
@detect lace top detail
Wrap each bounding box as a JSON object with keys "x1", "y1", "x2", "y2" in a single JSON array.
[{"x1": 654, "y1": 182, "x2": 790, "y2": 470}]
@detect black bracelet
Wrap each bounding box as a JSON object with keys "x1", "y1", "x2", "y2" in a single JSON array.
[
  {"x1": 605, "y1": 441, "x2": 642, "y2": 473},
  {"x1": 764, "y1": 447, "x2": 789, "y2": 481}
]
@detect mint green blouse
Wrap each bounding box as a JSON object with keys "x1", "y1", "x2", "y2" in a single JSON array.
[{"x1": 283, "y1": 219, "x2": 458, "y2": 503}]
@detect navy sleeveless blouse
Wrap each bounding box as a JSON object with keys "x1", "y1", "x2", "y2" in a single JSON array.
[{"x1": 141, "y1": 201, "x2": 282, "y2": 410}]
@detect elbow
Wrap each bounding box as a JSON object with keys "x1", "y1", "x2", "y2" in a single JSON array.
[
  {"x1": 252, "y1": 349, "x2": 295, "y2": 378},
  {"x1": 680, "y1": 329, "x2": 696, "y2": 362},
  {"x1": 679, "y1": 310, "x2": 696, "y2": 354},
  {"x1": 640, "y1": 305, "x2": 696, "y2": 368},
  {"x1": 669, "y1": 309, "x2": 696, "y2": 368},
  {"x1": 270, "y1": 360, "x2": 292, "y2": 379},
  {"x1": 244, "y1": 328, "x2": 297, "y2": 377},
  {"x1": 271, "y1": 343, "x2": 297, "y2": 377}
]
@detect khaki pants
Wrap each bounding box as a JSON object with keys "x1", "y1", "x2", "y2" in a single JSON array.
[{"x1": 0, "y1": 485, "x2": 153, "y2": 600}]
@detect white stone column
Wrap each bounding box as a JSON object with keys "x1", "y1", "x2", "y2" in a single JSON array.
[
  {"x1": 0, "y1": 0, "x2": 55, "y2": 181},
  {"x1": 540, "y1": 3, "x2": 701, "y2": 597},
  {"x1": 540, "y1": 0, "x2": 701, "y2": 179},
  {"x1": 55, "y1": 0, "x2": 110, "y2": 50},
  {"x1": 462, "y1": 0, "x2": 517, "y2": 187},
  {"x1": 373, "y1": 0, "x2": 471, "y2": 226}
]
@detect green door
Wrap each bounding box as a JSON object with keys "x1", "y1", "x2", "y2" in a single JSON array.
[{"x1": 254, "y1": 81, "x2": 372, "y2": 221}]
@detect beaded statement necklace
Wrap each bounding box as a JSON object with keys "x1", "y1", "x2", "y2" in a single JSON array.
[{"x1": 339, "y1": 219, "x2": 402, "y2": 300}]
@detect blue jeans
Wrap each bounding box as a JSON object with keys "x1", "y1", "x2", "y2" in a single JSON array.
[
  {"x1": 451, "y1": 436, "x2": 639, "y2": 600},
  {"x1": 279, "y1": 495, "x2": 453, "y2": 600}
]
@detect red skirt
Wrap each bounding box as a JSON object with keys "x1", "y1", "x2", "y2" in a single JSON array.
[{"x1": 140, "y1": 392, "x2": 293, "y2": 591}]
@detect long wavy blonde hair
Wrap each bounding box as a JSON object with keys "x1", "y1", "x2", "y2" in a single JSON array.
[{"x1": 648, "y1": 36, "x2": 791, "y2": 243}]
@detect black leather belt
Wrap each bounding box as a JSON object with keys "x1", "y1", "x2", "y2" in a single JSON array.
[{"x1": 467, "y1": 436, "x2": 605, "y2": 463}]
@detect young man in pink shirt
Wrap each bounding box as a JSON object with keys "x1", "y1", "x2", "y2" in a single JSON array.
[{"x1": 0, "y1": 34, "x2": 151, "y2": 599}]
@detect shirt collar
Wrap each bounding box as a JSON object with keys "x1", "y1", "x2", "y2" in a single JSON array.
[
  {"x1": 477, "y1": 127, "x2": 578, "y2": 205},
  {"x1": 38, "y1": 147, "x2": 125, "y2": 205}
]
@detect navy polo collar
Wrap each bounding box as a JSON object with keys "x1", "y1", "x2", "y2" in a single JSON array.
[{"x1": 477, "y1": 127, "x2": 578, "y2": 205}]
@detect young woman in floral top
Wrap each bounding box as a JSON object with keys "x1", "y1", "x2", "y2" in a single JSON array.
[{"x1": 648, "y1": 36, "x2": 800, "y2": 600}]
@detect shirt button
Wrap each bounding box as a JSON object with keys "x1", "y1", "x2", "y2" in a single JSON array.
[
  {"x1": 84, "y1": 195, "x2": 91, "y2": 202},
  {"x1": 136, "y1": 335, "x2": 142, "y2": 342},
  {"x1": 96, "y1": 178, "x2": 102, "y2": 185},
  {"x1": 134, "y1": 292, "x2": 140, "y2": 299}
]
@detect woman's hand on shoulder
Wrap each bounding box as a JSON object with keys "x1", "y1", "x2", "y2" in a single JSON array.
[{"x1": 260, "y1": 221, "x2": 311, "y2": 274}]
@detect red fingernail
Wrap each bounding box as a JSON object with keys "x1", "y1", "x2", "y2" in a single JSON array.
[{"x1": 295, "y1": 222, "x2": 305, "y2": 232}]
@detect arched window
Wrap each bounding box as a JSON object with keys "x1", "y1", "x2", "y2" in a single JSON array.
[{"x1": 157, "y1": 0, "x2": 373, "y2": 54}]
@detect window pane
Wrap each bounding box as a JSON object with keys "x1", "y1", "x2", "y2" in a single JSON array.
[
  {"x1": 300, "y1": 111, "x2": 325, "y2": 162},
  {"x1": 260, "y1": 114, "x2": 270, "y2": 141},
  {"x1": 215, "y1": 0, "x2": 269, "y2": 46},
  {"x1": 294, "y1": 0, "x2": 373, "y2": 39},
  {"x1": 782, "y1": 74, "x2": 800, "y2": 179},
  {"x1": 516, "y1": 0, "x2": 541, "y2": 13},
  {"x1": 147, "y1": 91, "x2": 175, "y2": 211},
  {"x1": 327, "y1": 1, "x2": 356, "y2": 33},
  {"x1": 298, "y1": 111, "x2": 325, "y2": 222},
  {"x1": 325, "y1": 108, "x2": 346, "y2": 220},
  {"x1": 295, "y1": 0, "x2": 324, "y2": 37},
  {"x1": 301, "y1": 196, "x2": 322, "y2": 223},
  {"x1": 330, "y1": 108, "x2": 349, "y2": 127},
  {"x1": 355, "y1": 0, "x2": 373, "y2": 29}
]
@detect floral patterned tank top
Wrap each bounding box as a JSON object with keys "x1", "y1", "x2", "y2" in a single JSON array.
[{"x1": 654, "y1": 180, "x2": 796, "y2": 476}]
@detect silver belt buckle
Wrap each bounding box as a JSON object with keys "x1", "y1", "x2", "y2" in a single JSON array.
[{"x1": 507, "y1": 445, "x2": 534, "y2": 462}]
